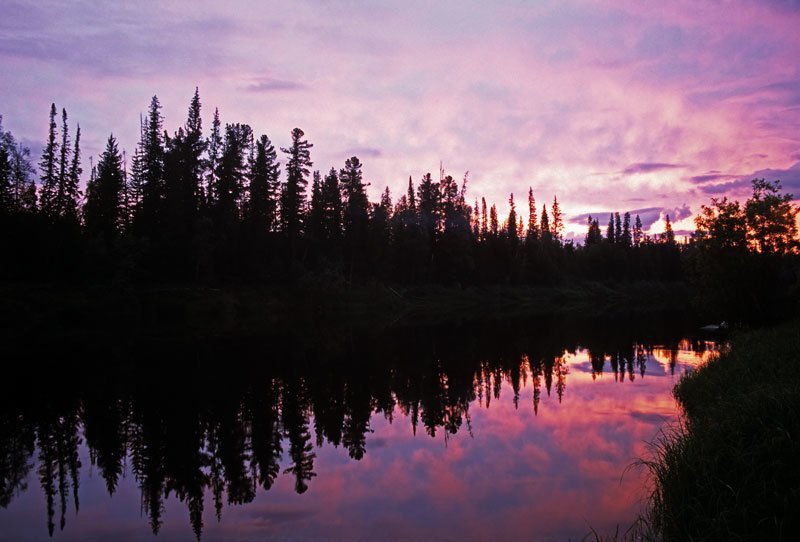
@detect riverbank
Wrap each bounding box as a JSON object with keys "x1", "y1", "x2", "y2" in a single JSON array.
[
  {"x1": 0, "y1": 280, "x2": 690, "y2": 339},
  {"x1": 646, "y1": 320, "x2": 800, "y2": 540}
]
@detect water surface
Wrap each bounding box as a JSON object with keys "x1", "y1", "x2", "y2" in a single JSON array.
[{"x1": 0, "y1": 315, "x2": 717, "y2": 541}]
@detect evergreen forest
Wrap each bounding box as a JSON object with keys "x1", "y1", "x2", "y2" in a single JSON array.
[{"x1": 1, "y1": 90, "x2": 798, "y2": 323}]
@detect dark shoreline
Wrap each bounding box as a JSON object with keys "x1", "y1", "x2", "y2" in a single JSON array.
[
  {"x1": 644, "y1": 320, "x2": 800, "y2": 540},
  {"x1": 1, "y1": 279, "x2": 692, "y2": 336}
]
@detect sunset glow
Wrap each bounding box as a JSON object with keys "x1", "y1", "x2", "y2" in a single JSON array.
[{"x1": 2, "y1": 1, "x2": 799, "y2": 239}]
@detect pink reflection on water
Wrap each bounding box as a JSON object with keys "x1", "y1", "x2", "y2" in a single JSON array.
[
  {"x1": 197, "y1": 346, "x2": 710, "y2": 541},
  {"x1": 0, "y1": 345, "x2": 715, "y2": 542}
]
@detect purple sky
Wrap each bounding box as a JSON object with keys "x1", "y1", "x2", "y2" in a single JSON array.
[{"x1": 1, "y1": 0, "x2": 799, "y2": 239}]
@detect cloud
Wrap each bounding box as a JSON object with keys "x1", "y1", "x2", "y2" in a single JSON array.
[
  {"x1": 689, "y1": 173, "x2": 737, "y2": 184},
  {"x1": 245, "y1": 78, "x2": 306, "y2": 92},
  {"x1": 341, "y1": 147, "x2": 383, "y2": 159},
  {"x1": 621, "y1": 163, "x2": 685, "y2": 175},
  {"x1": 569, "y1": 205, "x2": 690, "y2": 230},
  {"x1": 698, "y1": 161, "x2": 800, "y2": 196}
]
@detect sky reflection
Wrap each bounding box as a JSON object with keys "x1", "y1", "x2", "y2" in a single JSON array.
[{"x1": 0, "y1": 342, "x2": 715, "y2": 542}]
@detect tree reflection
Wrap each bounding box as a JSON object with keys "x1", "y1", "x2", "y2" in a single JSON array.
[{"x1": 0, "y1": 315, "x2": 713, "y2": 538}]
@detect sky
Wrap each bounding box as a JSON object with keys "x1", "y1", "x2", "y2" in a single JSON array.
[{"x1": 1, "y1": 0, "x2": 799, "y2": 240}]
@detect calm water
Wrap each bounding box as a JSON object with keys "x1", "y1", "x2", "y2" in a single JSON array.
[{"x1": 0, "y1": 315, "x2": 718, "y2": 541}]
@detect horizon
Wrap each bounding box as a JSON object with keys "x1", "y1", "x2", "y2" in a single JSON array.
[{"x1": 2, "y1": 1, "x2": 800, "y2": 240}]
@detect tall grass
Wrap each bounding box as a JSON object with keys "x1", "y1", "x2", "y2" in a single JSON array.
[{"x1": 645, "y1": 321, "x2": 800, "y2": 540}]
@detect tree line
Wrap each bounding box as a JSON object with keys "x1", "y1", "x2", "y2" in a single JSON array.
[{"x1": 1, "y1": 89, "x2": 798, "y2": 320}]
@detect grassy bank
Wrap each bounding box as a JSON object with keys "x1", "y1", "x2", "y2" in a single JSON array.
[{"x1": 646, "y1": 320, "x2": 800, "y2": 540}]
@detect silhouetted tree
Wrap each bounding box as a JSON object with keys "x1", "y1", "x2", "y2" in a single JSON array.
[
  {"x1": 633, "y1": 214, "x2": 643, "y2": 246},
  {"x1": 507, "y1": 193, "x2": 518, "y2": 244},
  {"x1": 745, "y1": 179, "x2": 799, "y2": 255},
  {"x1": 138, "y1": 96, "x2": 166, "y2": 238},
  {"x1": 38, "y1": 104, "x2": 59, "y2": 217},
  {"x1": 551, "y1": 196, "x2": 563, "y2": 244},
  {"x1": 341, "y1": 156, "x2": 369, "y2": 279},
  {"x1": 280, "y1": 128, "x2": 313, "y2": 259},
  {"x1": 248, "y1": 134, "x2": 280, "y2": 234},
  {"x1": 527, "y1": 188, "x2": 538, "y2": 242},
  {"x1": 84, "y1": 135, "x2": 124, "y2": 243},
  {"x1": 621, "y1": 212, "x2": 632, "y2": 247}
]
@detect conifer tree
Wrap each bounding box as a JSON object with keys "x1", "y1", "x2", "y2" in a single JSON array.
[
  {"x1": 551, "y1": 195, "x2": 563, "y2": 243},
  {"x1": 280, "y1": 128, "x2": 313, "y2": 252},
  {"x1": 407, "y1": 176, "x2": 416, "y2": 214},
  {"x1": 472, "y1": 198, "x2": 480, "y2": 239},
  {"x1": 663, "y1": 214, "x2": 675, "y2": 244},
  {"x1": 308, "y1": 169, "x2": 324, "y2": 243},
  {"x1": 39, "y1": 104, "x2": 59, "y2": 217},
  {"x1": 0, "y1": 143, "x2": 9, "y2": 213},
  {"x1": 507, "y1": 193, "x2": 518, "y2": 243},
  {"x1": 489, "y1": 204, "x2": 499, "y2": 237},
  {"x1": 341, "y1": 156, "x2": 369, "y2": 278},
  {"x1": 84, "y1": 134, "x2": 124, "y2": 242},
  {"x1": 614, "y1": 212, "x2": 622, "y2": 244},
  {"x1": 633, "y1": 214, "x2": 643, "y2": 246},
  {"x1": 140, "y1": 96, "x2": 165, "y2": 236},
  {"x1": 606, "y1": 214, "x2": 615, "y2": 243},
  {"x1": 417, "y1": 173, "x2": 439, "y2": 239},
  {"x1": 621, "y1": 212, "x2": 631, "y2": 247},
  {"x1": 64, "y1": 125, "x2": 81, "y2": 222},
  {"x1": 204, "y1": 108, "x2": 223, "y2": 210},
  {"x1": 540, "y1": 205, "x2": 550, "y2": 242},
  {"x1": 248, "y1": 134, "x2": 279, "y2": 233},
  {"x1": 182, "y1": 87, "x2": 205, "y2": 218},
  {"x1": 527, "y1": 188, "x2": 538, "y2": 242},
  {"x1": 321, "y1": 167, "x2": 342, "y2": 244},
  {"x1": 585, "y1": 216, "x2": 603, "y2": 245},
  {"x1": 55, "y1": 108, "x2": 70, "y2": 218},
  {"x1": 480, "y1": 197, "x2": 488, "y2": 240},
  {"x1": 215, "y1": 123, "x2": 252, "y2": 231}
]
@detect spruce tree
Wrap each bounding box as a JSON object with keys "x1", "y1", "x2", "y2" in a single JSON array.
[
  {"x1": 308, "y1": 170, "x2": 324, "y2": 243},
  {"x1": 551, "y1": 195, "x2": 563, "y2": 243},
  {"x1": 633, "y1": 215, "x2": 643, "y2": 246},
  {"x1": 340, "y1": 156, "x2": 369, "y2": 278},
  {"x1": 204, "y1": 108, "x2": 223, "y2": 210},
  {"x1": 527, "y1": 188, "x2": 538, "y2": 242},
  {"x1": 56, "y1": 108, "x2": 70, "y2": 218},
  {"x1": 84, "y1": 134, "x2": 124, "y2": 242},
  {"x1": 606, "y1": 214, "x2": 615, "y2": 243},
  {"x1": 0, "y1": 143, "x2": 9, "y2": 213},
  {"x1": 280, "y1": 128, "x2": 313, "y2": 252},
  {"x1": 183, "y1": 88, "x2": 205, "y2": 218},
  {"x1": 215, "y1": 123, "x2": 252, "y2": 232},
  {"x1": 38, "y1": 103, "x2": 59, "y2": 217},
  {"x1": 480, "y1": 197, "x2": 488, "y2": 239},
  {"x1": 540, "y1": 205, "x2": 550, "y2": 242},
  {"x1": 507, "y1": 193, "x2": 518, "y2": 243},
  {"x1": 621, "y1": 212, "x2": 631, "y2": 247},
  {"x1": 663, "y1": 214, "x2": 675, "y2": 244},
  {"x1": 248, "y1": 134, "x2": 279, "y2": 233},
  {"x1": 64, "y1": 125, "x2": 82, "y2": 222},
  {"x1": 140, "y1": 96, "x2": 165, "y2": 237},
  {"x1": 614, "y1": 212, "x2": 622, "y2": 244},
  {"x1": 321, "y1": 167, "x2": 342, "y2": 245}
]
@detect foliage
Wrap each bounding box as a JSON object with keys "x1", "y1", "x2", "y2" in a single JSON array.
[{"x1": 646, "y1": 321, "x2": 800, "y2": 540}]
